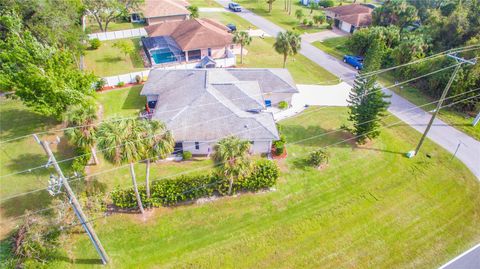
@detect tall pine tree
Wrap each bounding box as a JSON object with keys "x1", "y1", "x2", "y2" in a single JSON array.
[{"x1": 347, "y1": 38, "x2": 390, "y2": 144}]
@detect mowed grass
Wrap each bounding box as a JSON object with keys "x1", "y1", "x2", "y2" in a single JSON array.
[
  {"x1": 47, "y1": 107, "x2": 480, "y2": 268},
  {"x1": 0, "y1": 98, "x2": 77, "y2": 238},
  {"x1": 84, "y1": 38, "x2": 147, "y2": 77},
  {"x1": 312, "y1": 36, "x2": 351, "y2": 60},
  {"x1": 235, "y1": 0, "x2": 328, "y2": 33},
  {"x1": 238, "y1": 37, "x2": 339, "y2": 84},
  {"x1": 200, "y1": 11, "x2": 256, "y2": 30},
  {"x1": 97, "y1": 85, "x2": 146, "y2": 118},
  {"x1": 313, "y1": 36, "x2": 480, "y2": 140},
  {"x1": 188, "y1": 0, "x2": 222, "y2": 7}
]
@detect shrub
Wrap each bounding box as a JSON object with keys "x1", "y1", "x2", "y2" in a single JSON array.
[
  {"x1": 117, "y1": 81, "x2": 125, "y2": 87},
  {"x1": 303, "y1": 18, "x2": 308, "y2": 26},
  {"x1": 89, "y1": 38, "x2": 101, "y2": 49},
  {"x1": 238, "y1": 160, "x2": 279, "y2": 191},
  {"x1": 135, "y1": 75, "x2": 142, "y2": 84},
  {"x1": 182, "y1": 151, "x2": 192, "y2": 160},
  {"x1": 273, "y1": 134, "x2": 286, "y2": 155},
  {"x1": 110, "y1": 161, "x2": 280, "y2": 208},
  {"x1": 319, "y1": 0, "x2": 334, "y2": 8},
  {"x1": 308, "y1": 148, "x2": 329, "y2": 168},
  {"x1": 95, "y1": 78, "x2": 106, "y2": 91},
  {"x1": 308, "y1": 20, "x2": 314, "y2": 27},
  {"x1": 71, "y1": 147, "x2": 89, "y2": 174},
  {"x1": 327, "y1": 19, "x2": 333, "y2": 29},
  {"x1": 278, "y1": 101, "x2": 288, "y2": 109}
]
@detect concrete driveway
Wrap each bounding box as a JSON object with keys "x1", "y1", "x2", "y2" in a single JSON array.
[
  {"x1": 302, "y1": 29, "x2": 349, "y2": 43},
  {"x1": 273, "y1": 82, "x2": 351, "y2": 121}
]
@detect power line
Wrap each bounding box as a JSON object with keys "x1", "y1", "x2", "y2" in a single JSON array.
[
  {"x1": 2, "y1": 58, "x2": 470, "y2": 180},
  {"x1": 1, "y1": 88, "x2": 478, "y2": 203},
  {"x1": 1, "y1": 45, "x2": 477, "y2": 146}
]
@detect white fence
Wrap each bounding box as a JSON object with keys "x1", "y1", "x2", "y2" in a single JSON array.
[
  {"x1": 88, "y1": 28, "x2": 147, "y2": 41},
  {"x1": 102, "y1": 55, "x2": 237, "y2": 87}
]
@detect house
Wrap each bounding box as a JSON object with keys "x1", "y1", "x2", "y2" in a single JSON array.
[
  {"x1": 325, "y1": 4, "x2": 374, "y2": 33},
  {"x1": 131, "y1": 0, "x2": 190, "y2": 25},
  {"x1": 142, "y1": 18, "x2": 234, "y2": 66},
  {"x1": 140, "y1": 69, "x2": 299, "y2": 155}
]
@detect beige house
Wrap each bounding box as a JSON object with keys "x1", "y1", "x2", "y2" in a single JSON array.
[
  {"x1": 142, "y1": 18, "x2": 233, "y2": 66},
  {"x1": 140, "y1": 69, "x2": 299, "y2": 155},
  {"x1": 325, "y1": 4, "x2": 373, "y2": 33},
  {"x1": 131, "y1": 0, "x2": 190, "y2": 25}
]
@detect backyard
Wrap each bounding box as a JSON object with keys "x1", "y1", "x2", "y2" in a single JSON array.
[
  {"x1": 85, "y1": 19, "x2": 145, "y2": 34},
  {"x1": 238, "y1": 37, "x2": 339, "y2": 85},
  {"x1": 312, "y1": 36, "x2": 480, "y2": 140},
  {"x1": 31, "y1": 106, "x2": 480, "y2": 268},
  {"x1": 84, "y1": 38, "x2": 147, "y2": 77}
]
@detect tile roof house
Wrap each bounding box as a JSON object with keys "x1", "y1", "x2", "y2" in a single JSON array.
[
  {"x1": 131, "y1": 0, "x2": 190, "y2": 25},
  {"x1": 325, "y1": 4, "x2": 374, "y2": 33},
  {"x1": 141, "y1": 18, "x2": 234, "y2": 66},
  {"x1": 140, "y1": 68, "x2": 299, "y2": 155}
]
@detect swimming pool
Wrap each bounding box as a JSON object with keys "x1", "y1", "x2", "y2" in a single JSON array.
[{"x1": 151, "y1": 48, "x2": 177, "y2": 64}]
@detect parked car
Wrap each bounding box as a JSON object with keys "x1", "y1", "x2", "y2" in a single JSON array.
[
  {"x1": 228, "y1": 2, "x2": 242, "y2": 12},
  {"x1": 343, "y1": 55, "x2": 364, "y2": 70},
  {"x1": 226, "y1": 23, "x2": 237, "y2": 32}
]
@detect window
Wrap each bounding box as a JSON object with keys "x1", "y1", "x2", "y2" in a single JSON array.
[
  {"x1": 195, "y1": 142, "x2": 200, "y2": 150},
  {"x1": 208, "y1": 48, "x2": 212, "y2": 57}
]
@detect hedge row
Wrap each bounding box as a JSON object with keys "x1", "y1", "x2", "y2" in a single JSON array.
[{"x1": 111, "y1": 160, "x2": 279, "y2": 209}]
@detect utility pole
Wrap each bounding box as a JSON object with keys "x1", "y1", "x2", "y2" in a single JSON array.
[
  {"x1": 413, "y1": 55, "x2": 477, "y2": 156},
  {"x1": 34, "y1": 135, "x2": 109, "y2": 264}
]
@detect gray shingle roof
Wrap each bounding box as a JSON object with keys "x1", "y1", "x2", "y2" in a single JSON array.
[{"x1": 140, "y1": 68, "x2": 298, "y2": 141}]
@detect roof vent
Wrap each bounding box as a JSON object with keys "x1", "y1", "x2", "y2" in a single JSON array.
[{"x1": 244, "y1": 124, "x2": 248, "y2": 129}]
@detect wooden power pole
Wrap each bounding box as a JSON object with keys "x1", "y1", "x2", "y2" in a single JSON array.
[
  {"x1": 414, "y1": 54, "x2": 477, "y2": 156},
  {"x1": 34, "y1": 135, "x2": 109, "y2": 264}
]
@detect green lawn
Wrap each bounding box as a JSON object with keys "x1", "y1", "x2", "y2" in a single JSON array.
[
  {"x1": 200, "y1": 11, "x2": 257, "y2": 30},
  {"x1": 97, "y1": 86, "x2": 146, "y2": 118},
  {"x1": 86, "y1": 20, "x2": 145, "y2": 34},
  {"x1": 313, "y1": 36, "x2": 480, "y2": 140},
  {"x1": 45, "y1": 107, "x2": 480, "y2": 268},
  {"x1": 84, "y1": 38, "x2": 147, "y2": 77},
  {"x1": 0, "y1": 98, "x2": 76, "y2": 238},
  {"x1": 188, "y1": 0, "x2": 223, "y2": 7},
  {"x1": 235, "y1": 0, "x2": 328, "y2": 33},
  {"x1": 312, "y1": 36, "x2": 351, "y2": 60},
  {"x1": 238, "y1": 37, "x2": 339, "y2": 84}
]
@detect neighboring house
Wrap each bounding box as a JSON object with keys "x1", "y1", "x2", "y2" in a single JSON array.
[
  {"x1": 140, "y1": 68, "x2": 299, "y2": 155},
  {"x1": 142, "y1": 18, "x2": 234, "y2": 66},
  {"x1": 325, "y1": 4, "x2": 374, "y2": 33},
  {"x1": 131, "y1": 0, "x2": 190, "y2": 25}
]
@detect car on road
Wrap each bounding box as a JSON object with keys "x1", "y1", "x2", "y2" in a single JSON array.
[
  {"x1": 228, "y1": 2, "x2": 242, "y2": 12},
  {"x1": 343, "y1": 55, "x2": 364, "y2": 70},
  {"x1": 226, "y1": 23, "x2": 237, "y2": 32}
]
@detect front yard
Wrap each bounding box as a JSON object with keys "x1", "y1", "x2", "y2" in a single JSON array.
[
  {"x1": 200, "y1": 11, "x2": 257, "y2": 30},
  {"x1": 84, "y1": 38, "x2": 147, "y2": 77},
  {"x1": 45, "y1": 106, "x2": 480, "y2": 268},
  {"x1": 238, "y1": 37, "x2": 339, "y2": 85},
  {"x1": 313, "y1": 36, "x2": 480, "y2": 140}
]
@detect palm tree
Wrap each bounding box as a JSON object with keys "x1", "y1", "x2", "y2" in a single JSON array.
[
  {"x1": 97, "y1": 118, "x2": 147, "y2": 214},
  {"x1": 211, "y1": 136, "x2": 252, "y2": 195},
  {"x1": 63, "y1": 101, "x2": 99, "y2": 165},
  {"x1": 266, "y1": 0, "x2": 276, "y2": 13},
  {"x1": 140, "y1": 120, "x2": 175, "y2": 199},
  {"x1": 273, "y1": 30, "x2": 302, "y2": 68},
  {"x1": 233, "y1": 31, "x2": 252, "y2": 64}
]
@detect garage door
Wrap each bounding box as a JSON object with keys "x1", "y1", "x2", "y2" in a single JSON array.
[{"x1": 340, "y1": 21, "x2": 352, "y2": 32}]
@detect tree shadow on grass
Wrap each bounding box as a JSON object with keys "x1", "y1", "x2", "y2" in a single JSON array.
[
  {"x1": 1, "y1": 189, "x2": 52, "y2": 218},
  {"x1": 4, "y1": 153, "x2": 50, "y2": 176},
  {"x1": 95, "y1": 56, "x2": 123, "y2": 64},
  {"x1": 355, "y1": 147, "x2": 406, "y2": 156},
  {"x1": 54, "y1": 256, "x2": 104, "y2": 265},
  {"x1": 0, "y1": 108, "x2": 58, "y2": 141},
  {"x1": 122, "y1": 86, "x2": 145, "y2": 110}
]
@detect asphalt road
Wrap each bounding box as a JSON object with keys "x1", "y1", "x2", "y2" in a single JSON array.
[
  {"x1": 215, "y1": 1, "x2": 480, "y2": 179},
  {"x1": 439, "y1": 243, "x2": 480, "y2": 269}
]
